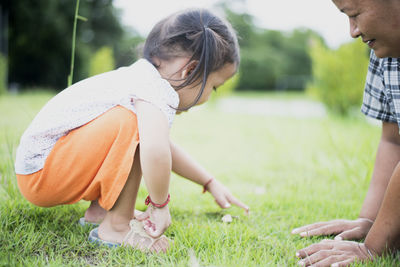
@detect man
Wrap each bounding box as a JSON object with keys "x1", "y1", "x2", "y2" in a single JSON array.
[{"x1": 292, "y1": 0, "x2": 400, "y2": 266}]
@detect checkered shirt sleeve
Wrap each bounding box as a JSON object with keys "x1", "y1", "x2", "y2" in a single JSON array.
[{"x1": 361, "y1": 51, "x2": 400, "y2": 124}]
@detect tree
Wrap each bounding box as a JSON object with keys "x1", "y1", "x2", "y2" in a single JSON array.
[
  {"x1": 306, "y1": 39, "x2": 369, "y2": 115},
  {"x1": 89, "y1": 46, "x2": 115, "y2": 77},
  {"x1": 223, "y1": 6, "x2": 322, "y2": 91},
  {"x1": 5, "y1": 0, "x2": 140, "y2": 91}
]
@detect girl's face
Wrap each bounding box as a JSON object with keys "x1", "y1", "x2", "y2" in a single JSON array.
[
  {"x1": 176, "y1": 63, "x2": 237, "y2": 113},
  {"x1": 333, "y1": 0, "x2": 400, "y2": 58}
]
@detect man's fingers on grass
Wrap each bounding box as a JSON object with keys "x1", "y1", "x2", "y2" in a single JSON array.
[
  {"x1": 297, "y1": 249, "x2": 343, "y2": 266},
  {"x1": 311, "y1": 255, "x2": 350, "y2": 267},
  {"x1": 292, "y1": 221, "x2": 332, "y2": 234},
  {"x1": 298, "y1": 224, "x2": 350, "y2": 237},
  {"x1": 297, "y1": 242, "x2": 334, "y2": 259},
  {"x1": 335, "y1": 228, "x2": 364, "y2": 241},
  {"x1": 331, "y1": 258, "x2": 355, "y2": 267}
]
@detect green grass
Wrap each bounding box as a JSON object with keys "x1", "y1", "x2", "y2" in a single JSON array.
[{"x1": 0, "y1": 91, "x2": 398, "y2": 266}]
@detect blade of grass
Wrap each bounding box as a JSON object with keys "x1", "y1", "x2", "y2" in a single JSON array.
[{"x1": 67, "y1": 0, "x2": 87, "y2": 87}]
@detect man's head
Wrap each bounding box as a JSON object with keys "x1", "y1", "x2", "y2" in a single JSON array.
[{"x1": 333, "y1": 0, "x2": 400, "y2": 58}]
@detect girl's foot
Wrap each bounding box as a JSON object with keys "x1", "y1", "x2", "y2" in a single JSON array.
[
  {"x1": 137, "y1": 205, "x2": 171, "y2": 238},
  {"x1": 84, "y1": 200, "x2": 143, "y2": 224},
  {"x1": 98, "y1": 218, "x2": 170, "y2": 253}
]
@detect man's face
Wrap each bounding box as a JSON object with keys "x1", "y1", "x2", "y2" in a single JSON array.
[{"x1": 333, "y1": 0, "x2": 400, "y2": 58}]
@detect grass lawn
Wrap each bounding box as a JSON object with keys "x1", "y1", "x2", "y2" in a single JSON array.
[{"x1": 0, "y1": 91, "x2": 398, "y2": 266}]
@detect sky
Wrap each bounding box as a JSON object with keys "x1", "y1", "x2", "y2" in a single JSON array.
[{"x1": 113, "y1": 0, "x2": 353, "y2": 49}]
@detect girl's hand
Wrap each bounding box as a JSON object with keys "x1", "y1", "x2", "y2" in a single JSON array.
[
  {"x1": 206, "y1": 179, "x2": 249, "y2": 214},
  {"x1": 291, "y1": 218, "x2": 373, "y2": 240},
  {"x1": 136, "y1": 205, "x2": 171, "y2": 238},
  {"x1": 296, "y1": 239, "x2": 375, "y2": 267}
]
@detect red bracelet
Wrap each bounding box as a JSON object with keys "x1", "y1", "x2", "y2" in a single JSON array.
[
  {"x1": 145, "y1": 194, "x2": 170, "y2": 208},
  {"x1": 202, "y1": 178, "x2": 214, "y2": 193}
]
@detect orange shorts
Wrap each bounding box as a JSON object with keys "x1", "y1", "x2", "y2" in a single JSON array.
[{"x1": 16, "y1": 106, "x2": 139, "y2": 210}]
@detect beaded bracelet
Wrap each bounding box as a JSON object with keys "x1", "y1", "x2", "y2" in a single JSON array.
[
  {"x1": 202, "y1": 178, "x2": 214, "y2": 193},
  {"x1": 145, "y1": 194, "x2": 170, "y2": 208}
]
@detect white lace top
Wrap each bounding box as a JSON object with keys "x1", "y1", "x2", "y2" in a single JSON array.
[{"x1": 15, "y1": 59, "x2": 180, "y2": 175}]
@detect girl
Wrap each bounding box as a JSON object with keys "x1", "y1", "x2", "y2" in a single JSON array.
[{"x1": 15, "y1": 8, "x2": 249, "y2": 253}]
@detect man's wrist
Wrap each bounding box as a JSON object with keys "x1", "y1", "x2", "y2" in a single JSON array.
[{"x1": 364, "y1": 241, "x2": 380, "y2": 258}]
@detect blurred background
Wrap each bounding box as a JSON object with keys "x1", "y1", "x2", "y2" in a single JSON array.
[{"x1": 0, "y1": 0, "x2": 370, "y2": 115}]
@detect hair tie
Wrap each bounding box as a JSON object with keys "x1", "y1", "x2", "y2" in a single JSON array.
[{"x1": 202, "y1": 25, "x2": 209, "y2": 32}]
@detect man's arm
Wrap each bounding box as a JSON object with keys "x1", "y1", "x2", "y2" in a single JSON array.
[
  {"x1": 365, "y1": 160, "x2": 400, "y2": 255},
  {"x1": 359, "y1": 121, "x2": 400, "y2": 220}
]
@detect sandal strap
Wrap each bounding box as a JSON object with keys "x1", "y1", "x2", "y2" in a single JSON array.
[{"x1": 122, "y1": 220, "x2": 157, "y2": 250}]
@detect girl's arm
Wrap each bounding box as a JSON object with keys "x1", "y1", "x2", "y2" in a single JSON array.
[
  {"x1": 170, "y1": 140, "x2": 211, "y2": 186},
  {"x1": 136, "y1": 100, "x2": 171, "y2": 203},
  {"x1": 170, "y1": 141, "x2": 249, "y2": 212},
  {"x1": 292, "y1": 122, "x2": 400, "y2": 240},
  {"x1": 135, "y1": 100, "x2": 171, "y2": 237}
]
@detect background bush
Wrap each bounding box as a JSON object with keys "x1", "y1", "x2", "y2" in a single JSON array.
[
  {"x1": 215, "y1": 73, "x2": 240, "y2": 98},
  {"x1": 0, "y1": 53, "x2": 7, "y2": 95},
  {"x1": 306, "y1": 39, "x2": 369, "y2": 115},
  {"x1": 224, "y1": 6, "x2": 323, "y2": 91},
  {"x1": 5, "y1": 0, "x2": 138, "y2": 90},
  {"x1": 89, "y1": 46, "x2": 115, "y2": 76}
]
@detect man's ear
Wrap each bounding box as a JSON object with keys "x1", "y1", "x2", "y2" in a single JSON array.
[{"x1": 181, "y1": 60, "x2": 198, "y2": 79}]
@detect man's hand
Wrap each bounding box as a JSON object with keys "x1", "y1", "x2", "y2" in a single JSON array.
[
  {"x1": 296, "y1": 239, "x2": 374, "y2": 267},
  {"x1": 291, "y1": 218, "x2": 373, "y2": 240}
]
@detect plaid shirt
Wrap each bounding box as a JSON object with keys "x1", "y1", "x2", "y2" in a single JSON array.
[{"x1": 362, "y1": 51, "x2": 400, "y2": 129}]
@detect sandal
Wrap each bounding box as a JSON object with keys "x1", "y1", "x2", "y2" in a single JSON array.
[
  {"x1": 88, "y1": 219, "x2": 170, "y2": 252},
  {"x1": 79, "y1": 217, "x2": 99, "y2": 227}
]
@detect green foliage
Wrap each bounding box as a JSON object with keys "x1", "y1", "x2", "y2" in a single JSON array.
[
  {"x1": 216, "y1": 73, "x2": 239, "y2": 97},
  {"x1": 89, "y1": 46, "x2": 115, "y2": 77},
  {"x1": 7, "y1": 0, "x2": 128, "y2": 90},
  {"x1": 0, "y1": 53, "x2": 7, "y2": 95},
  {"x1": 225, "y1": 7, "x2": 322, "y2": 91},
  {"x1": 114, "y1": 35, "x2": 145, "y2": 67},
  {"x1": 307, "y1": 39, "x2": 369, "y2": 115}
]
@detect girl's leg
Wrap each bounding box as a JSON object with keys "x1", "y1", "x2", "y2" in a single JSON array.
[
  {"x1": 98, "y1": 147, "x2": 141, "y2": 242},
  {"x1": 97, "y1": 147, "x2": 169, "y2": 252},
  {"x1": 84, "y1": 200, "x2": 143, "y2": 224},
  {"x1": 84, "y1": 200, "x2": 106, "y2": 224}
]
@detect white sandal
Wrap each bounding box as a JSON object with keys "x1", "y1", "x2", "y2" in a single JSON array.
[{"x1": 88, "y1": 219, "x2": 170, "y2": 252}]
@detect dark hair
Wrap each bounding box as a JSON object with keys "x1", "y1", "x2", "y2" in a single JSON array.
[{"x1": 143, "y1": 8, "x2": 240, "y2": 110}]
